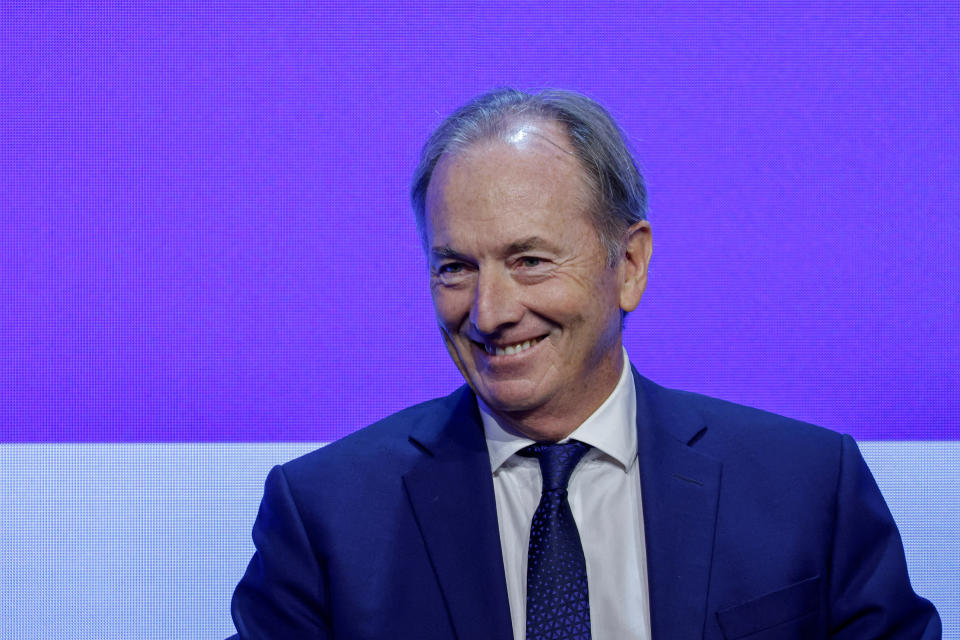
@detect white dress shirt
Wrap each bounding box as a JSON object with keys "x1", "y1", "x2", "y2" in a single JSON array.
[{"x1": 480, "y1": 349, "x2": 652, "y2": 640}]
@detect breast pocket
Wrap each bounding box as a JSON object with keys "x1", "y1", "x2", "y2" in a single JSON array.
[{"x1": 715, "y1": 575, "x2": 821, "y2": 640}]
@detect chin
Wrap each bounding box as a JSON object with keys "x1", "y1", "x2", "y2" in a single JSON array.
[{"x1": 475, "y1": 381, "x2": 544, "y2": 414}]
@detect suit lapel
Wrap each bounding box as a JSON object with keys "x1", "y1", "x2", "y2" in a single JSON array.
[
  {"x1": 402, "y1": 388, "x2": 514, "y2": 640},
  {"x1": 634, "y1": 371, "x2": 722, "y2": 640},
  {"x1": 401, "y1": 376, "x2": 722, "y2": 639}
]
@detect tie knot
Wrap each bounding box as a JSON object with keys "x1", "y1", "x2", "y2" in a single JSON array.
[{"x1": 522, "y1": 440, "x2": 590, "y2": 492}]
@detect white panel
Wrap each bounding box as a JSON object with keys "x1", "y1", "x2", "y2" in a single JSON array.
[
  {"x1": 0, "y1": 442, "x2": 956, "y2": 639},
  {"x1": 0, "y1": 443, "x2": 318, "y2": 640},
  {"x1": 860, "y1": 441, "x2": 960, "y2": 639}
]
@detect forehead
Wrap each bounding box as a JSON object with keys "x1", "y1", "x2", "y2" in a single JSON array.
[{"x1": 425, "y1": 120, "x2": 596, "y2": 242}]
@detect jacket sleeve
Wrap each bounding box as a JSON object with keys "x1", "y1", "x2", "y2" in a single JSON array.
[
  {"x1": 828, "y1": 434, "x2": 941, "y2": 638},
  {"x1": 230, "y1": 465, "x2": 332, "y2": 640}
]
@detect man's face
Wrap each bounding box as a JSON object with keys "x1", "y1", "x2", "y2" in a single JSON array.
[{"x1": 424, "y1": 120, "x2": 650, "y2": 440}]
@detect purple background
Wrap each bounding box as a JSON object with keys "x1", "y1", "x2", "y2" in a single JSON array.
[{"x1": 2, "y1": 3, "x2": 957, "y2": 442}]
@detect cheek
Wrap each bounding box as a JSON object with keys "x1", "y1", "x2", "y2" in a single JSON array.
[
  {"x1": 529, "y1": 277, "x2": 601, "y2": 320},
  {"x1": 431, "y1": 288, "x2": 471, "y2": 328}
]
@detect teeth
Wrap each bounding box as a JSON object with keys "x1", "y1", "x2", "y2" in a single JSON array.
[{"x1": 488, "y1": 338, "x2": 539, "y2": 356}]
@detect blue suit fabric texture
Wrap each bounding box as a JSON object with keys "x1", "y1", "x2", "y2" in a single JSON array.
[{"x1": 230, "y1": 370, "x2": 940, "y2": 639}]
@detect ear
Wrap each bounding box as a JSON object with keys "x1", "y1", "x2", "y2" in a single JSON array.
[{"x1": 618, "y1": 220, "x2": 652, "y2": 313}]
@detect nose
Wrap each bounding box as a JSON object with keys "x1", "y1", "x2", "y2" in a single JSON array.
[{"x1": 470, "y1": 267, "x2": 524, "y2": 335}]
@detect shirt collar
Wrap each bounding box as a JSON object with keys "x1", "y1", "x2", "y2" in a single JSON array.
[{"x1": 481, "y1": 348, "x2": 637, "y2": 473}]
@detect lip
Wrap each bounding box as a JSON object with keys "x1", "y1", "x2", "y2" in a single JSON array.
[{"x1": 470, "y1": 334, "x2": 548, "y2": 361}]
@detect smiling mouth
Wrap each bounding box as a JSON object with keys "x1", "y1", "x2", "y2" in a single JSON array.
[{"x1": 475, "y1": 336, "x2": 546, "y2": 357}]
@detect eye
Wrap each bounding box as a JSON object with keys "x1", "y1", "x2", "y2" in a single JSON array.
[
  {"x1": 438, "y1": 262, "x2": 465, "y2": 275},
  {"x1": 519, "y1": 256, "x2": 542, "y2": 268},
  {"x1": 512, "y1": 255, "x2": 553, "y2": 284},
  {"x1": 433, "y1": 261, "x2": 474, "y2": 286}
]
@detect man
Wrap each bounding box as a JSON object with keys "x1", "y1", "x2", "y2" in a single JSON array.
[{"x1": 230, "y1": 89, "x2": 939, "y2": 639}]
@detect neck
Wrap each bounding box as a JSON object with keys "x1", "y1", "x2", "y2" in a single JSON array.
[{"x1": 490, "y1": 355, "x2": 625, "y2": 442}]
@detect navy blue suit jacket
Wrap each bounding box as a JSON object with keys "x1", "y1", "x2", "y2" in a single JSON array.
[{"x1": 230, "y1": 371, "x2": 939, "y2": 639}]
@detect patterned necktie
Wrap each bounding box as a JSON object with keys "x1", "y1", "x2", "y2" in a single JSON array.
[{"x1": 523, "y1": 440, "x2": 592, "y2": 640}]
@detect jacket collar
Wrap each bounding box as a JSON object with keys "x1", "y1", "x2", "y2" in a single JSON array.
[{"x1": 403, "y1": 374, "x2": 722, "y2": 640}]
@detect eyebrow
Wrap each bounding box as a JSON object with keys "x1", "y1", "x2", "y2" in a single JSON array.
[
  {"x1": 430, "y1": 246, "x2": 467, "y2": 261},
  {"x1": 430, "y1": 236, "x2": 562, "y2": 261},
  {"x1": 504, "y1": 236, "x2": 560, "y2": 255}
]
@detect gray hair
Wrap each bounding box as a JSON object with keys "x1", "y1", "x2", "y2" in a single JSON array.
[{"x1": 410, "y1": 88, "x2": 647, "y2": 264}]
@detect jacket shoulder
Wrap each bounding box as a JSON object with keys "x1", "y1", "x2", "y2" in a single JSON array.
[
  {"x1": 640, "y1": 376, "x2": 845, "y2": 463},
  {"x1": 280, "y1": 385, "x2": 470, "y2": 482}
]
